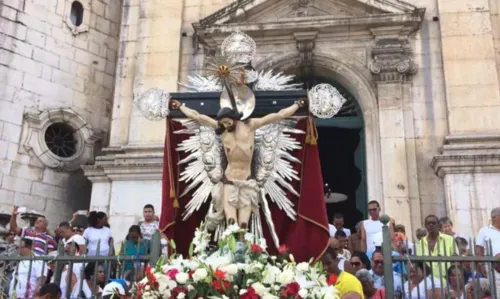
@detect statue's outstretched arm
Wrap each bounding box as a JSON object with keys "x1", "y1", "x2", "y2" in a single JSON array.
[
  {"x1": 251, "y1": 98, "x2": 307, "y2": 129},
  {"x1": 170, "y1": 100, "x2": 217, "y2": 128}
]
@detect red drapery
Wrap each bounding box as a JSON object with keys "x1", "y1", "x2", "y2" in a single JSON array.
[{"x1": 160, "y1": 117, "x2": 330, "y2": 261}]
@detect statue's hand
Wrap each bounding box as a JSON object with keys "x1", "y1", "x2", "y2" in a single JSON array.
[
  {"x1": 170, "y1": 99, "x2": 181, "y2": 110},
  {"x1": 297, "y1": 98, "x2": 308, "y2": 108}
]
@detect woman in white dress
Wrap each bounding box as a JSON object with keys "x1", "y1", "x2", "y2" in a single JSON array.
[{"x1": 403, "y1": 261, "x2": 442, "y2": 299}]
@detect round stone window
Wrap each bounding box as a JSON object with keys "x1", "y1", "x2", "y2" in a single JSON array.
[{"x1": 44, "y1": 123, "x2": 78, "y2": 158}]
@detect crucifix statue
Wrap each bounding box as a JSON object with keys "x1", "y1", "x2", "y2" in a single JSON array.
[{"x1": 134, "y1": 30, "x2": 346, "y2": 248}]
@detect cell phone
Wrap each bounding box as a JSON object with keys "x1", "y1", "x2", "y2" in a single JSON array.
[
  {"x1": 77, "y1": 210, "x2": 88, "y2": 215},
  {"x1": 17, "y1": 207, "x2": 27, "y2": 213}
]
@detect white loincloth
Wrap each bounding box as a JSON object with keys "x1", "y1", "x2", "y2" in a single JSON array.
[
  {"x1": 205, "y1": 179, "x2": 260, "y2": 231},
  {"x1": 225, "y1": 179, "x2": 260, "y2": 210}
]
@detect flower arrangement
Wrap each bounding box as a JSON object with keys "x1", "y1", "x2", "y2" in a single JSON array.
[{"x1": 133, "y1": 223, "x2": 339, "y2": 299}]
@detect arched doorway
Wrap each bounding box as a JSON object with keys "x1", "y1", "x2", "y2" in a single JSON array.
[
  {"x1": 291, "y1": 73, "x2": 367, "y2": 230},
  {"x1": 312, "y1": 76, "x2": 366, "y2": 231},
  {"x1": 256, "y1": 52, "x2": 383, "y2": 231}
]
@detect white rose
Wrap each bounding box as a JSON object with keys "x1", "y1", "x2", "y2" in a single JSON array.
[
  {"x1": 177, "y1": 293, "x2": 186, "y2": 299},
  {"x1": 192, "y1": 268, "x2": 208, "y2": 282},
  {"x1": 223, "y1": 264, "x2": 239, "y2": 275},
  {"x1": 251, "y1": 282, "x2": 268, "y2": 296},
  {"x1": 175, "y1": 272, "x2": 189, "y2": 284},
  {"x1": 278, "y1": 269, "x2": 295, "y2": 285},
  {"x1": 298, "y1": 289, "x2": 308, "y2": 298},
  {"x1": 239, "y1": 289, "x2": 248, "y2": 295},
  {"x1": 187, "y1": 285, "x2": 194, "y2": 291},
  {"x1": 296, "y1": 262, "x2": 310, "y2": 273}
]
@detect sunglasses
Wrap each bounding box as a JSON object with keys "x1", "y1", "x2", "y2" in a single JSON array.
[
  {"x1": 372, "y1": 260, "x2": 383, "y2": 265},
  {"x1": 351, "y1": 262, "x2": 361, "y2": 267}
]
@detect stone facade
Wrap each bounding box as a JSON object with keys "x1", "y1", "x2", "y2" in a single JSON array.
[
  {"x1": 83, "y1": 0, "x2": 500, "y2": 242},
  {"x1": 0, "y1": 0, "x2": 120, "y2": 227},
  {"x1": 2, "y1": 0, "x2": 500, "y2": 242}
]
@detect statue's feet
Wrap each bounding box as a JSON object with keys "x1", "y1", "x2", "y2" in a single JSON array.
[{"x1": 239, "y1": 222, "x2": 248, "y2": 241}]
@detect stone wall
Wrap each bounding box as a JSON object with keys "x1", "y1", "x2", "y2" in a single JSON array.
[{"x1": 0, "y1": 0, "x2": 120, "y2": 227}]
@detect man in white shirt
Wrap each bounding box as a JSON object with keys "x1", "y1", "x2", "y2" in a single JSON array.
[
  {"x1": 9, "y1": 239, "x2": 47, "y2": 299},
  {"x1": 329, "y1": 213, "x2": 351, "y2": 238},
  {"x1": 361, "y1": 201, "x2": 393, "y2": 253},
  {"x1": 476, "y1": 207, "x2": 500, "y2": 257}
]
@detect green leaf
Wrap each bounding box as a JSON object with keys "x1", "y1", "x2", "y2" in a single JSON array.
[
  {"x1": 189, "y1": 242, "x2": 194, "y2": 257},
  {"x1": 228, "y1": 236, "x2": 236, "y2": 253},
  {"x1": 170, "y1": 239, "x2": 177, "y2": 250},
  {"x1": 188, "y1": 289, "x2": 198, "y2": 299}
]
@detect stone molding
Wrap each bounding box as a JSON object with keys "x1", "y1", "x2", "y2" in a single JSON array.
[
  {"x1": 81, "y1": 145, "x2": 165, "y2": 182},
  {"x1": 22, "y1": 108, "x2": 102, "y2": 171},
  {"x1": 369, "y1": 36, "x2": 418, "y2": 82},
  {"x1": 431, "y1": 134, "x2": 500, "y2": 177}
]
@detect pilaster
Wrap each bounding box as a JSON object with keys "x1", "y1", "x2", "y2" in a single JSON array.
[{"x1": 369, "y1": 30, "x2": 421, "y2": 235}]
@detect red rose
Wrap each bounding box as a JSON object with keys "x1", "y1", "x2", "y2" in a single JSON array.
[
  {"x1": 250, "y1": 244, "x2": 264, "y2": 253},
  {"x1": 278, "y1": 244, "x2": 289, "y2": 255},
  {"x1": 166, "y1": 269, "x2": 179, "y2": 280},
  {"x1": 212, "y1": 280, "x2": 222, "y2": 292},
  {"x1": 240, "y1": 286, "x2": 259, "y2": 299},
  {"x1": 214, "y1": 269, "x2": 226, "y2": 280},
  {"x1": 327, "y1": 274, "x2": 338, "y2": 286}
]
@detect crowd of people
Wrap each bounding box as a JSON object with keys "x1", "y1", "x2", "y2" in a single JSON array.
[
  {"x1": 0, "y1": 204, "x2": 164, "y2": 299},
  {"x1": 323, "y1": 201, "x2": 500, "y2": 299},
  {"x1": 0, "y1": 200, "x2": 499, "y2": 298}
]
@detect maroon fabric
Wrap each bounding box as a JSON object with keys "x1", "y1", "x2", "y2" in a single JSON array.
[{"x1": 160, "y1": 118, "x2": 330, "y2": 260}]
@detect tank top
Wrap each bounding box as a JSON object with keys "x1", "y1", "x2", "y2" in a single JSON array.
[{"x1": 364, "y1": 219, "x2": 383, "y2": 253}]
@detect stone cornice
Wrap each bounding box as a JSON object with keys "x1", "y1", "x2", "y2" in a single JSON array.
[
  {"x1": 82, "y1": 145, "x2": 164, "y2": 182},
  {"x1": 194, "y1": 12, "x2": 424, "y2": 49},
  {"x1": 431, "y1": 134, "x2": 500, "y2": 177}
]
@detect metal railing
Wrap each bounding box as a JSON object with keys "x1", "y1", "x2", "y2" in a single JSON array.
[
  {"x1": 0, "y1": 232, "x2": 162, "y2": 298},
  {"x1": 379, "y1": 216, "x2": 499, "y2": 299}
]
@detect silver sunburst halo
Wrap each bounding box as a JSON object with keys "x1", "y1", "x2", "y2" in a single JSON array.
[
  {"x1": 308, "y1": 84, "x2": 346, "y2": 119},
  {"x1": 133, "y1": 88, "x2": 171, "y2": 121}
]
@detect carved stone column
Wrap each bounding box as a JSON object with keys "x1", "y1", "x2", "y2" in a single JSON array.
[{"x1": 369, "y1": 35, "x2": 422, "y2": 235}]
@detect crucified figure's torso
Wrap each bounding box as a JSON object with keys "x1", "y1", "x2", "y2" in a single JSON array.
[
  {"x1": 170, "y1": 99, "x2": 306, "y2": 228},
  {"x1": 220, "y1": 122, "x2": 255, "y2": 181}
]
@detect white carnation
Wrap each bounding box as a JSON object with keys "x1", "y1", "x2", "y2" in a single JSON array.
[
  {"x1": 262, "y1": 265, "x2": 281, "y2": 285},
  {"x1": 223, "y1": 264, "x2": 239, "y2": 275},
  {"x1": 175, "y1": 272, "x2": 189, "y2": 284},
  {"x1": 192, "y1": 268, "x2": 208, "y2": 282},
  {"x1": 177, "y1": 293, "x2": 186, "y2": 299}
]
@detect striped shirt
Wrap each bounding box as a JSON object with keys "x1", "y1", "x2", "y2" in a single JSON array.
[{"x1": 20, "y1": 228, "x2": 56, "y2": 256}]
